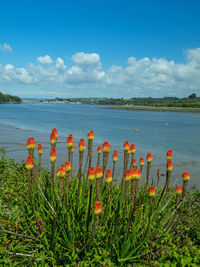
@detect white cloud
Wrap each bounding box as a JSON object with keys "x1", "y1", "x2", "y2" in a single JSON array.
[
  {"x1": 0, "y1": 43, "x2": 12, "y2": 52},
  {"x1": 1, "y1": 49, "x2": 200, "y2": 97},
  {"x1": 71, "y1": 52, "x2": 100, "y2": 65},
  {"x1": 37, "y1": 55, "x2": 53, "y2": 64}
]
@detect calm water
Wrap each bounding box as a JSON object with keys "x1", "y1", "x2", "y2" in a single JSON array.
[{"x1": 0, "y1": 103, "x2": 199, "y2": 186}]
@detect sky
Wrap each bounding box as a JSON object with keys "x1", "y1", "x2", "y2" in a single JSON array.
[{"x1": 0, "y1": 0, "x2": 200, "y2": 98}]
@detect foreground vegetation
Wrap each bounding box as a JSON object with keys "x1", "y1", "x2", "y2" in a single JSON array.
[
  {"x1": 0, "y1": 92, "x2": 21, "y2": 104},
  {"x1": 0, "y1": 132, "x2": 200, "y2": 266}
]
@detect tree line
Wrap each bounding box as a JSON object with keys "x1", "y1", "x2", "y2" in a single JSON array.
[{"x1": 0, "y1": 92, "x2": 21, "y2": 103}]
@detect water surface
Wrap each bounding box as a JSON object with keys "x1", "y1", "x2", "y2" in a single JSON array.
[{"x1": 0, "y1": 103, "x2": 199, "y2": 186}]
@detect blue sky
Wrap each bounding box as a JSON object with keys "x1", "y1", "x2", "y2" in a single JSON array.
[{"x1": 0, "y1": 0, "x2": 200, "y2": 98}]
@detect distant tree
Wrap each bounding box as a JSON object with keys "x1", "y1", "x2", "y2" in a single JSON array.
[{"x1": 188, "y1": 93, "x2": 197, "y2": 99}]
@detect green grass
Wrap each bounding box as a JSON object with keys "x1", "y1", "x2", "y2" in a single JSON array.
[{"x1": 0, "y1": 153, "x2": 200, "y2": 266}]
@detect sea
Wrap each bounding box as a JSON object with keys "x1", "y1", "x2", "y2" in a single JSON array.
[{"x1": 0, "y1": 103, "x2": 199, "y2": 187}]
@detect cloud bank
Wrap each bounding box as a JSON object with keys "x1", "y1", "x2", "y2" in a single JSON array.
[{"x1": 1, "y1": 48, "x2": 200, "y2": 97}]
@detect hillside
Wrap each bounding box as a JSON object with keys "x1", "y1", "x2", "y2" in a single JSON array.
[{"x1": 0, "y1": 92, "x2": 21, "y2": 103}]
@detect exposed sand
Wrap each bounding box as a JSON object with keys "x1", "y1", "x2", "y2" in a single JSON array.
[{"x1": 104, "y1": 105, "x2": 200, "y2": 113}]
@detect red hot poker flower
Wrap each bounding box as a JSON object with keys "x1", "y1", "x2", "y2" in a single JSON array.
[
  {"x1": 64, "y1": 161, "x2": 71, "y2": 172},
  {"x1": 106, "y1": 169, "x2": 113, "y2": 184},
  {"x1": 50, "y1": 132, "x2": 56, "y2": 145},
  {"x1": 96, "y1": 165, "x2": 103, "y2": 179},
  {"x1": 112, "y1": 150, "x2": 118, "y2": 162},
  {"x1": 147, "y1": 153, "x2": 153, "y2": 162},
  {"x1": 94, "y1": 201, "x2": 102, "y2": 215},
  {"x1": 136, "y1": 169, "x2": 141, "y2": 180},
  {"x1": 124, "y1": 169, "x2": 132, "y2": 182},
  {"x1": 88, "y1": 130, "x2": 94, "y2": 140},
  {"x1": 38, "y1": 144, "x2": 43, "y2": 154},
  {"x1": 157, "y1": 168, "x2": 161, "y2": 178},
  {"x1": 27, "y1": 137, "x2": 36, "y2": 150},
  {"x1": 130, "y1": 144, "x2": 136, "y2": 154},
  {"x1": 71, "y1": 143, "x2": 74, "y2": 152},
  {"x1": 167, "y1": 160, "x2": 173, "y2": 171},
  {"x1": 26, "y1": 155, "x2": 33, "y2": 170},
  {"x1": 149, "y1": 186, "x2": 156, "y2": 198},
  {"x1": 182, "y1": 171, "x2": 190, "y2": 181},
  {"x1": 79, "y1": 138, "x2": 86, "y2": 152},
  {"x1": 97, "y1": 146, "x2": 102, "y2": 154},
  {"x1": 123, "y1": 141, "x2": 130, "y2": 152},
  {"x1": 103, "y1": 142, "x2": 110, "y2": 152},
  {"x1": 132, "y1": 158, "x2": 137, "y2": 167},
  {"x1": 31, "y1": 138, "x2": 36, "y2": 149},
  {"x1": 139, "y1": 157, "x2": 144, "y2": 166},
  {"x1": 67, "y1": 134, "x2": 73, "y2": 148},
  {"x1": 88, "y1": 166, "x2": 95, "y2": 181},
  {"x1": 50, "y1": 147, "x2": 56, "y2": 162},
  {"x1": 27, "y1": 138, "x2": 31, "y2": 150},
  {"x1": 52, "y1": 128, "x2": 58, "y2": 138},
  {"x1": 131, "y1": 168, "x2": 137, "y2": 179},
  {"x1": 57, "y1": 166, "x2": 65, "y2": 177},
  {"x1": 166, "y1": 150, "x2": 173, "y2": 160},
  {"x1": 176, "y1": 185, "x2": 182, "y2": 194}
]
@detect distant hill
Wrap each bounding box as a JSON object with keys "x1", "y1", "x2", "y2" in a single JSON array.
[{"x1": 0, "y1": 92, "x2": 21, "y2": 103}]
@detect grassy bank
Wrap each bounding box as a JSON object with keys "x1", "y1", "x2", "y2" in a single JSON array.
[
  {"x1": 0, "y1": 133, "x2": 200, "y2": 266},
  {"x1": 104, "y1": 105, "x2": 200, "y2": 113}
]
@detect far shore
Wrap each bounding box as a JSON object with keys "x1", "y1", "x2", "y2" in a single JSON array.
[{"x1": 103, "y1": 105, "x2": 200, "y2": 113}]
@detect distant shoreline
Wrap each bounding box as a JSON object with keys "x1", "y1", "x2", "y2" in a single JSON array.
[{"x1": 103, "y1": 105, "x2": 200, "y2": 113}]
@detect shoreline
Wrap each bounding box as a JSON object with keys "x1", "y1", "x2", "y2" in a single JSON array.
[{"x1": 103, "y1": 105, "x2": 200, "y2": 113}]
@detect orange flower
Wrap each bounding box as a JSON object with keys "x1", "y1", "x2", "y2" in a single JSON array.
[
  {"x1": 128, "y1": 148, "x2": 131, "y2": 154},
  {"x1": 27, "y1": 138, "x2": 31, "y2": 150},
  {"x1": 26, "y1": 155, "x2": 33, "y2": 170},
  {"x1": 94, "y1": 201, "x2": 102, "y2": 215},
  {"x1": 157, "y1": 168, "x2": 161, "y2": 178},
  {"x1": 166, "y1": 150, "x2": 173, "y2": 160},
  {"x1": 106, "y1": 169, "x2": 113, "y2": 184},
  {"x1": 130, "y1": 144, "x2": 136, "y2": 154},
  {"x1": 112, "y1": 150, "x2": 118, "y2": 162},
  {"x1": 147, "y1": 153, "x2": 153, "y2": 162},
  {"x1": 88, "y1": 166, "x2": 95, "y2": 181},
  {"x1": 132, "y1": 158, "x2": 137, "y2": 167},
  {"x1": 71, "y1": 143, "x2": 74, "y2": 152},
  {"x1": 64, "y1": 161, "x2": 71, "y2": 172},
  {"x1": 182, "y1": 171, "x2": 190, "y2": 181},
  {"x1": 139, "y1": 157, "x2": 144, "y2": 166},
  {"x1": 57, "y1": 165, "x2": 65, "y2": 177},
  {"x1": 131, "y1": 168, "x2": 137, "y2": 179},
  {"x1": 167, "y1": 160, "x2": 173, "y2": 171},
  {"x1": 27, "y1": 137, "x2": 36, "y2": 150},
  {"x1": 96, "y1": 165, "x2": 103, "y2": 179},
  {"x1": 52, "y1": 128, "x2": 58, "y2": 138},
  {"x1": 103, "y1": 141, "x2": 110, "y2": 152},
  {"x1": 50, "y1": 132, "x2": 56, "y2": 145},
  {"x1": 50, "y1": 147, "x2": 56, "y2": 162},
  {"x1": 124, "y1": 169, "x2": 132, "y2": 182},
  {"x1": 136, "y1": 169, "x2": 141, "y2": 180},
  {"x1": 79, "y1": 138, "x2": 86, "y2": 152},
  {"x1": 38, "y1": 144, "x2": 43, "y2": 154},
  {"x1": 88, "y1": 130, "x2": 94, "y2": 140},
  {"x1": 149, "y1": 186, "x2": 156, "y2": 197},
  {"x1": 97, "y1": 146, "x2": 102, "y2": 154},
  {"x1": 176, "y1": 185, "x2": 182, "y2": 194},
  {"x1": 123, "y1": 141, "x2": 130, "y2": 151},
  {"x1": 67, "y1": 134, "x2": 73, "y2": 148}
]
